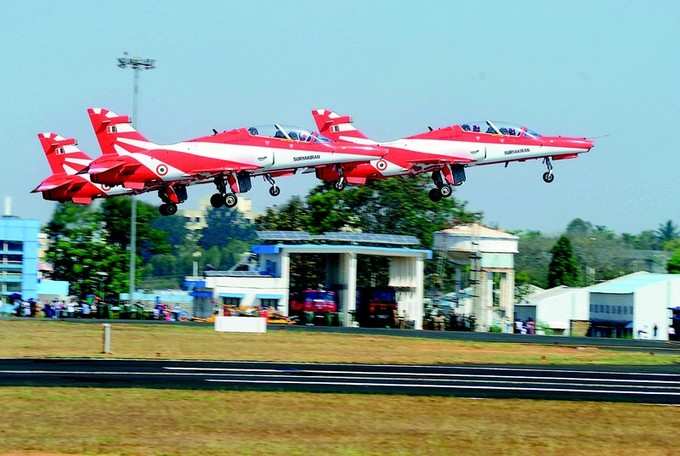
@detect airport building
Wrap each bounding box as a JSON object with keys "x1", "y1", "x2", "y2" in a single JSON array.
[
  {"x1": 434, "y1": 224, "x2": 519, "y2": 333},
  {"x1": 204, "y1": 231, "x2": 431, "y2": 329},
  {"x1": 0, "y1": 206, "x2": 40, "y2": 301},
  {"x1": 516, "y1": 272, "x2": 680, "y2": 340}
]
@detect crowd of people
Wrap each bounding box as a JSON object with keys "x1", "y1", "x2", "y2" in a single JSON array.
[{"x1": 0, "y1": 297, "x2": 188, "y2": 321}]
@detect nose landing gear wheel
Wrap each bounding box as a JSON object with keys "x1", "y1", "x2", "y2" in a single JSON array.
[
  {"x1": 269, "y1": 186, "x2": 281, "y2": 197},
  {"x1": 158, "y1": 203, "x2": 178, "y2": 216},
  {"x1": 428, "y1": 188, "x2": 443, "y2": 202},
  {"x1": 224, "y1": 193, "x2": 238, "y2": 208},
  {"x1": 334, "y1": 178, "x2": 346, "y2": 191},
  {"x1": 210, "y1": 193, "x2": 225, "y2": 208},
  {"x1": 439, "y1": 184, "x2": 453, "y2": 198},
  {"x1": 542, "y1": 172, "x2": 555, "y2": 183}
]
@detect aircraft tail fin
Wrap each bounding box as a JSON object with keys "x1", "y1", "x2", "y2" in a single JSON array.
[
  {"x1": 311, "y1": 109, "x2": 375, "y2": 144},
  {"x1": 37, "y1": 132, "x2": 92, "y2": 175},
  {"x1": 87, "y1": 107, "x2": 152, "y2": 155}
]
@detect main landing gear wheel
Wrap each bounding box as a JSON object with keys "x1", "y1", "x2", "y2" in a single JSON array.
[
  {"x1": 542, "y1": 172, "x2": 555, "y2": 183},
  {"x1": 210, "y1": 193, "x2": 224, "y2": 208},
  {"x1": 269, "y1": 185, "x2": 281, "y2": 197},
  {"x1": 439, "y1": 184, "x2": 453, "y2": 198},
  {"x1": 158, "y1": 203, "x2": 178, "y2": 216},
  {"x1": 428, "y1": 188, "x2": 443, "y2": 202},
  {"x1": 334, "y1": 178, "x2": 346, "y2": 191},
  {"x1": 224, "y1": 193, "x2": 238, "y2": 208}
]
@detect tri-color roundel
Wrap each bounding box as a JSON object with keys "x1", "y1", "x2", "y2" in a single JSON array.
[
  {"x1": 101, "y1": 184, "x2": 111, "y2": 191},
  {"x1": 156, "y1": 164, "x2": 168, "y2": 176},
  {"x1": 376, "y1": 159, "x2": 388, "y2": 171}
]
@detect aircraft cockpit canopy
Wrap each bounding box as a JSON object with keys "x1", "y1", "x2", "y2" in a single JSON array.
[
  {"x1": 459, "y1": 121, "x2": 541, "y2": 138},
  {"x1": 247, "y1": 124, "x2": 331, "y2": 143}
]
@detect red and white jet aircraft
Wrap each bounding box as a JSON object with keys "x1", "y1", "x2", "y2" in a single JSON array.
[
  {"x1": 85, "y1": 108, "x2": 385, "y2": 215},
  {"x1": 32, "y1": 132, "x2": 130, "y2": 205},
  {"x1": 312, "y1": 109, "x2": 594, "y2": 201}
]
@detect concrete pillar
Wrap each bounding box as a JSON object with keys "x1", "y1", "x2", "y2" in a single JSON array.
[
  {"x1": 279, "y1": 251, "x2": 290, "y2": 316},
  {"x1": 475, "y1": 270, "x2": 491, "y2": 332},
  {"x1": 499, "y1": 270, "x2": 515, "y2": 333},
  {"x1": 454, "y1": 266, "x2": 462, "y2": 293},
  {"x1": 413, "y1": 257, "x2": 424, "y2": 330},
  {"x1": 339, "y1": 252, "x2": 357, "y2": 327}
]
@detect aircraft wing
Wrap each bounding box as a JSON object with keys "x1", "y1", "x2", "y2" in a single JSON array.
[{"x1": 31, "y1": 178, "x2": 72, "y2": 193}]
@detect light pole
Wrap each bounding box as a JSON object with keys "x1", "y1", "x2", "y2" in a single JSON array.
[{"x1": 117, "y1": 53, "x2": 156, "y2": 303}]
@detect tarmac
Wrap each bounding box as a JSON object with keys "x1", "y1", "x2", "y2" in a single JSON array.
[{"x1": 1, "y1": 358, "x2": 679, "y2": 404}]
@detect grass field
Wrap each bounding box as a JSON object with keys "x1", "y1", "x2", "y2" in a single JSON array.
[
  {"x1": 0, "y1": 387, "x2": 678, "y2": 455},
  {"x1": 1, "y1": 320, "x2": 679, "y2": 365}
]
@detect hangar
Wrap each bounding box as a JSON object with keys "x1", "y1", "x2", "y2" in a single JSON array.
[
  {"x1": 517, "y1": 272, "x2": 680, "y2": 340},
  {"x1": 204, "y1": 231, "x2": 432, "y2": 329}
]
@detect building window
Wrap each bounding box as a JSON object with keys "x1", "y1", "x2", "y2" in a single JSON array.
[
  {"x1": 259, "y1": 298, "x2": 279, "y2": 309},
  {"x1": 6, "y1": 242, "x2": 22, "y2": 251},
  {"x1": 6, "y1": 283, "x2": 21, "y2": 292},
  {"x1": 222, "y1": 297, "x2": 241, "y2": 307}
]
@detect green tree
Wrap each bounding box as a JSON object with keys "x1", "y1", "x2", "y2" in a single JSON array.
[
  {"x1": 45, "y1": 203, "x2": 129, "y2": 299},
  {"x1": 199, "y1": 207, "x2": 256, "y2": 250},
  {"x1": 547, "y1": 236, "x2": 581, "y2": 287},
  {"x1": 667, "y1": 250, "x2": 680, "y2": 273},
  {"x1": 100, "y1": 197, "x2": 171, "y2": 261},
  {"x1": 656, "y1": 220, "x2": 679, "y2": 245},
  {"x1": 152, "y1": 214, "x2": 188, "y2": 248}
]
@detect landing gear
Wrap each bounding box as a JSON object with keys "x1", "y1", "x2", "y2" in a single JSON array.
[
  {"x1": 157, "y1": 185, "x2": 186, "y2": 216},
  {"x1": 158, "y1": 203, "x2": 178, "y2": 216},
  {"x1": 264, "y1": 174, "x2": 280, "y2": 197},
  {"x1": 210, "y1": 193, "x2": 224, "y2": 208},
  {"x1": 334, "y1": 176, "x2": 346, "y2": 191},
  {"x1": 439, "y1": 184, "x2": 452, "y2": 198},
  {"x1": 428, "y1": 188, "x2": 443, "y2": 202},
  {"x1": 542, "y1": 157, "x2": 554, "y2": 183},
  {"x1": 224, "y1": 193, "x2": 238, "y2": 208}
]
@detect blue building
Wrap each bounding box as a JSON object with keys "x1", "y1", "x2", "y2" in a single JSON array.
[{"x1": 0, "y1": 215, "x2": 40, "y2": 301}]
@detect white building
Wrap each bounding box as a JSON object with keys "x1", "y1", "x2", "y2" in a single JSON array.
[
  {"x1": 588, "y1": 272, "x2": 679, "y2": 340},
  {"x1": 515, "y1": 286, "x2": 590, "y2": 336},
  {"x1": 434, "y1": 223, "x2": 519, "y2": 333},
  {"x1": 516, "y1": 272, "x2": 680, "y2": 340},
  {"x1": 204, "y1": 231, "x2": 431, "y2": 329}
]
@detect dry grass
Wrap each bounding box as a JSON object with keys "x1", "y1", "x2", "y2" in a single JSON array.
[
  {"x1": 0, "y1": 387, "x2": 678, "y2": 455},
  {"x1": 0, "y1": 320, "x2": 678, "y2": 365}
]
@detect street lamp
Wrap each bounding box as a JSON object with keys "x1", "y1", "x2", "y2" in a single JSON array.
[{"x1": 117, "y1": 53, "x2": 156, "y2": 304}]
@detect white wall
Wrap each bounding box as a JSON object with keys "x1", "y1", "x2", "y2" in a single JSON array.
[
  {"x1": 634, "y1": 283, "x2": 675, "y2": 340},
  {"x1": 533, "y1": 289, "x2": 589, "y2": 335}
]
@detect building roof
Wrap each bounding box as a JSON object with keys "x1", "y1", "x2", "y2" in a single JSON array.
[
  {"x1": 520, "y1": 285, "x2": 583, "y2": 304},
  {"x1": 589, "y1": 272, "x2": 680, "y2": 294},
  {"x1": 256, "y1": 231, "x2": 421, "y2": 246},
  {"x1": 435, "y1": 223, "x2": 518, "y2": 240}
]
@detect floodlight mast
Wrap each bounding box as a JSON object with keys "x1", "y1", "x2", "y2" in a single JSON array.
[{"x1": 117, "y1": 53, "x2": 156, "y2": 304}]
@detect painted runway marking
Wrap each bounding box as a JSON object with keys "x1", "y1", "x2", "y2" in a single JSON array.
[
  {"x1": 162, "y1": 367, "x2": 680, "y2": 384},
  {"x1": 204, "y1": 378, "x2": 680, "y2": 396}
]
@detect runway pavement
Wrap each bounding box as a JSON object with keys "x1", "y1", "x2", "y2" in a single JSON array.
[{"x1": 1, "y1": 358, "x2": 679, "y2": 403}]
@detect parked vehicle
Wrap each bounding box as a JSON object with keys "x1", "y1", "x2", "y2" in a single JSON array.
[
  {"x1": 289, "y1": 290, "x2": 338, "y2": 324},
  {"x1": 356, "y1": 288, "x2": 398, "y2": 328}
]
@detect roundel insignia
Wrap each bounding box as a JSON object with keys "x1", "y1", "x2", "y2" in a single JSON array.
[
  {"x1": 156, "y1": 164, "x2": 168, "y2": 176},
  {"x1": 376, "y1": 159, "x2": 388, "y2": 171},
  {"x1": 101, "y1": 184, "x2": 111, "y2": 191}
]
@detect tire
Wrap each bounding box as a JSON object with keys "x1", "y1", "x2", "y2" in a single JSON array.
[
  {"x1": 269, "y1": 186, "x2": 281, "y2": 197},
  {"x1": 210, "y1": 193, "x2": 224, "y2": 208},
  {"x1": 439, "y1": 184, "x2": 452, "y2": 197},
  {"x1": 224, "y1": 193, "x2": 238, "y2": 208},
  {"x1": 428, "y1": 188, "x2": 442, "y2": 202},
  {"x1": 158, "y1": 203, "x2": 169, "y2": 216},
  {"x1": 334, "y1": 179, "x2": 346, "y2": 191},
  {"x1": 542, "y1": 172, "x2": 555, "y2": 183},
  {"x1": 165, "y1": 203, "x2": 178, "y2": 215}
]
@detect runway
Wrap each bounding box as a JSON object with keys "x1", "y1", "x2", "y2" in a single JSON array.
[{"x1": 0, "y1": 358, "x2": 679, "y2": 404}]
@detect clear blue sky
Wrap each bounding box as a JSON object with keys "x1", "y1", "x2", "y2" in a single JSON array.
[{"x1": 1, "y1": 0, "x2": 678, "y2": 234}]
